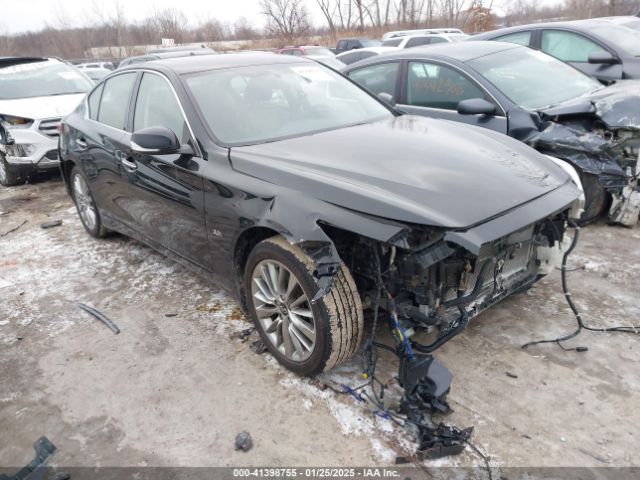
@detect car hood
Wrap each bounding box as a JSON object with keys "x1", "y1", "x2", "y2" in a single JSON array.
[
  {"x1": 230, "y1": 116, "x2": 571, "y2": 229},
  {"x1": 0, "y1": 93, "x2": 86, "y2": 120},
  {"x1": 539, "y1": 81, "x2": 640, "y2": 129}
]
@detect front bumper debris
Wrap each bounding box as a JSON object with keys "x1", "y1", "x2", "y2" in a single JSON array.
[
  {"x1": 0, "y1": 120, "x2": 60, "y2": 171},
  {"x1": 608, "y1": 180, "x2": 640, "y2": 227}
]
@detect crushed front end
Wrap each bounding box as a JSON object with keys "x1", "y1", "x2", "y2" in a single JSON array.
[
  {"x1": 330, "y1": 191, "x2": 580, "y2": 458},
  {"x1": 532, "y1": 88, "x2": 640, "y2": 226},
  {"x1": 0, "y1": 115, "x2": 62, "y2": 185}
]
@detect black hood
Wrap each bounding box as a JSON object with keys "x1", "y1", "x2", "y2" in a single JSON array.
[
  {"x1": 229, "y1": 116, "x2": 571, "y2": 229},
  {"x1": 539, "y1": 81, "x2": 640, "y2": 129}
]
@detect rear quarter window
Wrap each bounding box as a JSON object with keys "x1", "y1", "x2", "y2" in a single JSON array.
[
  {"x1": 87, "y1": 83, "x2": 104, "y2": 120},
  {"x1": 495, "y1": 31, "x2": 532, "y2": 47}
]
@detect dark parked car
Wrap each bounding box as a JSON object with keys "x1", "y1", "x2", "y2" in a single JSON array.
[
  {"x1": 334, "y1": 37, "x2": 381, "y2": 54},
  {"x1": 118, "y1": 48, "x2": 216, "y2": 68},
  {"x1": 471, "y1": 19, "x2": 640, "y2": 83},
  {"x1": 343, "y1": 41, "x2": 640, "y2": 226},
  {"x1": 59, "y1": 54, "x2": 582, "y2": 382}
]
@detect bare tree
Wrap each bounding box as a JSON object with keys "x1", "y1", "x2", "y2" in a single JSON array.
[
  {"x1": 232, "y1": 17, "x2": 259, "y2": 40},
  {"x1": 260, "y1": 0, "x2": 311, "y2": 40},
  {"x1": 145, "y1": 8, "x2": 190, "y2": 44},
  {"x1": 197, "y1": 18, "x2": 230, "y2": 42},
  {"x1": 316, "y1": 0, "x2": 338, "y2": 33}
]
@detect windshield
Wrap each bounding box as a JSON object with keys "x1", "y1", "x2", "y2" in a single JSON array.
[
  {"x1": 589, "y1": 23, "x2": 640, "y2": 56},
  {"x1": 0, "y1": 60, "x2": 93, "y2": 100},
  {"x1": 467, "y1": 47, "x2": 602, "y2": 110},
  {"x1": 305, "y1": 47, "x2": 334, "y2": 56},
  {"x1": 185, "y1": 63, "x2": 391, "y2": 145}
]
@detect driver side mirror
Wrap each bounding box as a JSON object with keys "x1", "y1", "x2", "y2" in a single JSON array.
[
  {"x1": 377, "y1": 92, "x2": 396, "y2": 108},
  {"x1": 457, "y1": 98, "x2": 496, "y2": 116},
  {"x1": 131, "y1": 126, "x2": 193, "y2": 155},
  {"x1": 588, "y1": 51, "x2": 619, "y2": 65}
]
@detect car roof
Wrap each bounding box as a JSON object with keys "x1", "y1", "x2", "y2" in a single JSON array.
[
  {"x1": 147, "y1": 45, "x2": 213, "y2": 54},
  {"x1": 366, "y1": 40, "x2": 521, "y2": 63},
  {"x1": 119, "y1": 52, "x2": 315, "y2": 74},
  {"x1": 478, "y1": 18, "x2": 632, "y2": 36}
]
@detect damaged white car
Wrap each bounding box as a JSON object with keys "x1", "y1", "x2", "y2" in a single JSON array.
[{"x1": 0, "y1": 57, "x2": 93, "y2": 186}]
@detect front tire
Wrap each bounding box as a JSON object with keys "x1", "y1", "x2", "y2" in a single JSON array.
[
  {"x1": 0, "y1": 153, "x2": 20, "y2": 187},
  {"x1": 244, "y1": 236, "x2": 363, "y2": 376},
  {"x1": 578, "y1": 172, "x2": 608, "y2": 225},
  {"x1": 71, "y1": 166, "x2": 107, "y2": 238}
]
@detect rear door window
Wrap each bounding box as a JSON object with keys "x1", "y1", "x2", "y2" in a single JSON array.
[
  {"x1": 541, "y1": 30, "x2": 606, "y2": 62},
  {"x1": 97, "y1": 73, "x2": 136, "y2": 130},
  {"x1": 349, "y1": 62, "x2": 400, "y2": 97}
]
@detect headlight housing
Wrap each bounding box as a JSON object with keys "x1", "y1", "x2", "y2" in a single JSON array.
[
  {"x1": 4, "y1": 143, "x2": 37, "y2": 157},
  {"x1": 0, "y1": 115, "x2": 34, "y2": 129},
  {"x1": 545, "y1": 155, "x2": 585, "y2": 220}
]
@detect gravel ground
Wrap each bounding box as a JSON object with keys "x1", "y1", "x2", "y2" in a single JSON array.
[{"x1": 1, "y1": 178, "x2": 639, "y2": 475}]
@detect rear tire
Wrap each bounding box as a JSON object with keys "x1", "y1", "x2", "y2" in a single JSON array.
[
  {"x1": 244, "y1": 236, "x2": 363, "y2": 376},
  {"x1": 71, "y1": 166, "x2": 107, "y2": 238},
  {"x1": 578, "y1": 172, "x2": 608, "y2": 225},
  {"x1": 0, "y1": 153, "x2": 20, "y2": 187}
]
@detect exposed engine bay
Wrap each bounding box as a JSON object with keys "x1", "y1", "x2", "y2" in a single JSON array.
[{"x1": 320, "y1": 211, "x2": 571, "y2": 458}]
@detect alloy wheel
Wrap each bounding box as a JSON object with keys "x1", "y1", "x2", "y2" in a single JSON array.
[
  {"x1": 73, "y1": 174, "x2": 97, "y2": 231},
  {"x1": 250, "y1": 259, "x2": 317, "y2": 362}
]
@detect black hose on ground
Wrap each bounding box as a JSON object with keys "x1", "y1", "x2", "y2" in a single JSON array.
[{"x1": 522, "y1": 220, "x2": 640, "y2": 351}]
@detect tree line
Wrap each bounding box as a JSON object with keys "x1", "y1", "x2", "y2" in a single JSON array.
[{"x1": 0, "y1": 0, "x2": 638, "y2": 59}]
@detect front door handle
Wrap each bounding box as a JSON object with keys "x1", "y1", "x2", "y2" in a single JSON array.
[
  {"x1": 76, "y1": 138, "x2": 87, "y2": 150},
  {"x1": 121, "y1": 156, "x2": 137, "y2": 171}
]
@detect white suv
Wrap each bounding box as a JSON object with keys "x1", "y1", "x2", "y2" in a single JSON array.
[
  {"x1": 0, "y1": 57, "x2": 93, "y2": 186},
  {"x1": 381, "y1": 33, "x2": 468, "y2": 48}
]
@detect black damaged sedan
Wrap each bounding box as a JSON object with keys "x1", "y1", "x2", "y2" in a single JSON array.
[
  {"x1": 59, "y1": 53, "x2": 582, "y2": 378},
  {"x1": 343, "y1": 41, "x2": 640, "y2": 226}
]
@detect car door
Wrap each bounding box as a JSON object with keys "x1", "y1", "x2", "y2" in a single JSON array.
[
  {"x1": 81, "y1": 72, "x2": 138, "y2": 228},
  {"x1": 395, "y1": 60, "x2": 508, "y2": 133},
  {"x1": 539, "y1": 29, "x2": 623, "y2": 82},
  {"x1": 123, "y1": 71, "x2": 211, "y2": 270}
]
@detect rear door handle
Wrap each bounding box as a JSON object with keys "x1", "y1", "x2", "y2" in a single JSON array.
[{"x1": 121, "y1": 156, "x2": 137, "y2": 171}]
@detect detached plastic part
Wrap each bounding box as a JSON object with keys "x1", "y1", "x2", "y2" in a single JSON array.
[
  {"x1": 397, "y1": 354, "x2": 473, "y2": 459},
  {"x1": 0, "y1": 437, "x2": 57, "y2": 480},
  {"x1": 419, "y1": 424, "x2": 474, "y2": 460}
]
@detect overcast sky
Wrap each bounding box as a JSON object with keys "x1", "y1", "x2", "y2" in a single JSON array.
[{"x1": 0, "y1": 0, "x2": 562, "y2": 35}]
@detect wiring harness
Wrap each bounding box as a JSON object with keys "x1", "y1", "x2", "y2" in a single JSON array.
[{"x1": 522, "y1": 220, "x2": 640, "y2": 351}]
